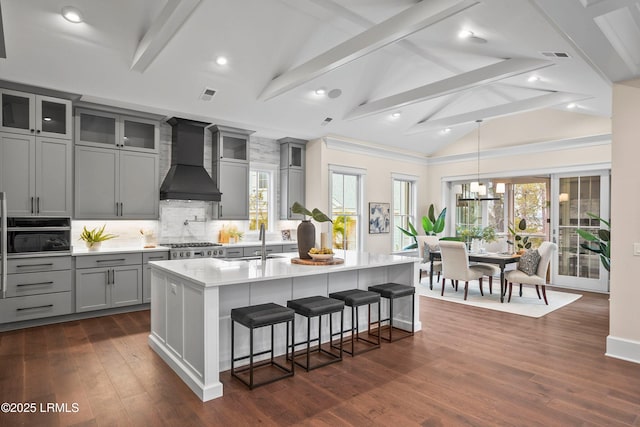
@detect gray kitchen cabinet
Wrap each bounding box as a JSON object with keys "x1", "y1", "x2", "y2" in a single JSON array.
[
  {"x1": 74, "y1": 145, "x2": 159, "y2": 219},
  {"x1": 75, "y1": 253, "x2": 142, "y2": 312},
  {"x1": 243, "y1": 245, "x2": 281, "y2": 257},
  {"x1": 279, "y1": 138, "x2": 307, "y2": 220},
  {"x1": 282, "y1": 243, "x2": 298, "y2": 253},
  {"x1": 0, "y1": 255, "x2": 73, "y2": 324},
  {"x1": 75, "y1": 108, "x2": 159, "y2": 153},
  {"x1": 0, "y1": 133, "x2": 72, "y2": 216},
  {"x1": 211, "y1": 125, "x2": 254, "y2": 220},
  {"x1": 0, "y1": 89, "x2": 72, "y2": 139},
  {"x1": 142, "y1": 251, "x2": 169, "y2": 303}
]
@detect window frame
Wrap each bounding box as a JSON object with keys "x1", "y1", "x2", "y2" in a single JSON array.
[
  {"x1": 328, "y1": 164, "x2": 366, "y2": 251},
  {"x1": 392, "y1": 173, "x2": 418, "y2": 253},
  {"x1": 248, "y1": 162, "x2": 277, "y2": 232}
]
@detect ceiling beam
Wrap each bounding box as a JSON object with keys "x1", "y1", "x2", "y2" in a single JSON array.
[
  {"x1": 406, "y1": 91, "x2": 590, "y2": 133},
  {"x1": 130, "y1": 0, "x2": 202, "y2": 73},
  {"x1": 258, "y1": 0, "x2": 480, "y2": 101},
  {"x1": 345, "y1": 58, "x2": 553, "y2": 120}
]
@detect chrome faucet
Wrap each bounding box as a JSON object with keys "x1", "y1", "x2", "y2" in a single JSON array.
[{"x1": 258, "y1": 223, "x2": 267, "y2": 262}]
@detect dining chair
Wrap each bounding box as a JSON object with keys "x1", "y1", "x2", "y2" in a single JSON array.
[
  {"x1": 472, "y1": 237, "x2": 507, "y2": 294},
  {"x1": 438, "y1": 241, "x2": 486, "y2": 300},
  {"x1": 417, "y1": 235, "x2": 441, "y2": 288},
  {"x1": 505, "y1": 242, "x2": 557, "y2": 305}
]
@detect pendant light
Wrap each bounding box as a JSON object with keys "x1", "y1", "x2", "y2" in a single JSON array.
[{"x1": 459, "y1": 119, "x2": 499, "y2": 202}]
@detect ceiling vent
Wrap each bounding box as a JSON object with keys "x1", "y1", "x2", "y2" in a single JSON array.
[
  {"x1": 541, "y1": 51, "x2": 571, "y2": 59},
  {"x1": 321, "y1": 117, "x2": 333, "y2": 126},
  {"x1": 199, "y1": 88, "x2": 216, "y2": 101}
]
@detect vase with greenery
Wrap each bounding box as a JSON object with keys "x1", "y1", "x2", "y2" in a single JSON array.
[
  {"x1": 508, "y1": 218, "x2": 530, "y2": 253},
  {"x1": 291, "y1": 202, "x2": 333, "y2": 259},
  {"x1": 397, "y1": 204, "x2": 446, "y2": 250},
  {"x1": 80, "y1": 224, "x2": 117, "y2": 250},
  {"x1": 577, "y1": 213, "x2": 610, "y2": 272}
]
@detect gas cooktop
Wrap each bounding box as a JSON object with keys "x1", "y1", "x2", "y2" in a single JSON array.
[{"x1": 161, "y1": 242, "x2": 222, "y2": 249}]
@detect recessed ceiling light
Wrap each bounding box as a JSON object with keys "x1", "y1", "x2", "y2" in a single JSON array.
[
  {"x1": 43, "y1": 117, "x2": 52, "y2": 122},
  {"x1": 391, "y1": 112, "x2": 401, "y2": 118},
  {"x1": 528, "y1": 75, "x2": 540, "y2": 82},
  {"x1": 61, "y1": 6, "x2": 83, "y2": 23},
  {"x1": 441, "y1": 128, "x2": 451, "y2": 134},
  {"x1": 567, "y1": 103, "x2": 577, "y2": 109},
  {"x1": 315, "y1": 88, "x2": 327, "y2": 96},
  {"x1": 458, "y1": 29, "x2": 474, "y2": 39},
  {"x1": 215, "y1": 56, "x2": 228, "y2": 66}
]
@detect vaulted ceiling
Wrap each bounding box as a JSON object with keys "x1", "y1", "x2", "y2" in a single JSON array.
[{"x1": 1, "y1": 0, "x2": 638, "y2": 155}]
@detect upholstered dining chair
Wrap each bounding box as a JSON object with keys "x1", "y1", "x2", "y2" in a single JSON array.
[
  {"x1": 505, "y1": 242, "x2": 558, "y2": 305},
  {"x1": 417, "y1": 235, "x2": 442, "y2": 288},
  {"x1": 438, "y1": 240, "x2": 486, "y2": 300}
]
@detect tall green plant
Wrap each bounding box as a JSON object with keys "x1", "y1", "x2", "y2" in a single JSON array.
[
  {"x1": 397, "y1": 204, "x2": 447, "y2": 249},
  {"x1": 508, "y1": 218, "x2": 531, "y2": 251},
  {"x1": 577, "y1": 213, "x2": 610, "y2": 272}
]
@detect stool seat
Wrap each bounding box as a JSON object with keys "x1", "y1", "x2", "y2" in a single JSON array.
[
  {"x1": 329, "y1": 289, "x2": 380, "y2": 307},
  {"x1": 287, "y1": 296, "x2": 344, "y2": 316},
  {"x1": 368, "y1": 283, "x2": 415, "y2": 299},
  {"x1": 232, "y1": 303, "x2": 294, "y2": 328}
]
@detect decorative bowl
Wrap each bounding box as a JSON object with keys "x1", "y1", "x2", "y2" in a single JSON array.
[{"x1": 308, "y1": 253, "x2": 334, "y2": 261}]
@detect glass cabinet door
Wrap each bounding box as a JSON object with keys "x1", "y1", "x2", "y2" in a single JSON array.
[
  {"x1": 220, "y1": 134, "x2": 248, "y2": 161},
  {"x1": 1, "y1": 89, "x2": 34, "y2": 135},
  {"x1": 289, "y1": 145, "x2": 304, "y2": 168},
  {"x1": 37, "y1": 95, "x2": 72, "y2": 139},
  {"x1": 122, "y1": 117, "x2": 157, "y2": 152},
  {"x1": 76, "y1": 110, "x2": 118, "y2": 147}
]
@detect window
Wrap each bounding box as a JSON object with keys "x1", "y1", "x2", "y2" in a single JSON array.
[
  {"x1": 330, "y1": 167, "x2": 364, "y2": 250},
  {"x1": 454, "y1": 183, "x2": 506, "y2": 236},
  {"x1": 249, "y1": 168, "x2": 273, "y2": 231},
  {"x1": 393, "y1": 175, "x2": 416, "y2": 251}
]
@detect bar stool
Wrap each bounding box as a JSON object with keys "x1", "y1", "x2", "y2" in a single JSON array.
[
  {"x1": 328, "y1": 289, "x2": 381, "y2": 356},
  {"x1": 368, "y1": 283, "x2": 415, "y2": 342},
  {"x1": 231, "y1": 303, "x2": 295, "y2": 389},
  {"x1": 286, "y1": 295, "x2": 344, "y2": 371}
]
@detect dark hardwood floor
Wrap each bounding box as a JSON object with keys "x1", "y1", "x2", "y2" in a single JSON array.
[{"x1": 1, "y1": 288, "x2": 638, "y2": 426}]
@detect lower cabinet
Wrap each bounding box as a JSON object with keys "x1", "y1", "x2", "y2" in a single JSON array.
[
  {"x1": 0, "y1": 256, "x2": 73, "y2": 324},
  {"x1": 75, "y1": 253, "x2": 142, "y2": 312},
  {"x1": 142, "y1": 251, "x2": 169, "y2": 303}
]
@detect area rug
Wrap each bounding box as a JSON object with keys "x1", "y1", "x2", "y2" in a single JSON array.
[{"x1": 417, "y1": 280, "x2": 582, "y2": 318}]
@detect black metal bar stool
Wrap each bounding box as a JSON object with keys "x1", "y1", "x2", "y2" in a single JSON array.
[
  {"x1": 286, "y1": 295, "x2": 344, "y2": 371},
  {"x1": 368, "y1": 283, "x2": 415, "y2": 342},
  {"x1": 328, "y1": 289, "x2": 381, "y2": 356},
  {"x1": 231, "y1": 303, "x2": 295, "y2": 389}
]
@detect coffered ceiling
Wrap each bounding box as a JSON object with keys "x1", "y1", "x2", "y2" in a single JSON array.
[{"x1": 1, "y1": 0, "x2": 638, "y2": 155}]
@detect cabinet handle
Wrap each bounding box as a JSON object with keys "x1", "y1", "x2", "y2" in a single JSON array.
[
  {"x1": 120, "y1": 202, "x2": 123, "y2": 216},
  {"x1": 30, "y1": 197, "x2": 34, "y2": 214},
  {"x1": 17, "y1": 281, "x2": 54, "y2": 287},
  {"x1": 148, "y1": 256, "x2": 165, "y2": 260},
  {"x1": 110, "y1": 269, "x2": 115, "y2": 286},
  {"x1": 116, "y1": 202, "x2": 119, "y2": 216},
  {"x1": 96, "y1": 258, "x2": 126, "y2": 263},
  {"x1": 16, "y1": 263, "x2": 54, "y2": 268},
  {"x1": 30, "y1": 129, "x2": 35, "y2": 133},
  {"x1": 36, "y1": 197, "x2": 40, "y2": 214},
  {"x1": 17, "y1": 304, "x2": 53, "y2": 311},
  {"x1": 36, "y1": 130, "x2": 41, "y2": 134}
]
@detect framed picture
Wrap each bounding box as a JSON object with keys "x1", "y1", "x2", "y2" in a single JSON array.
[{"x1": 369, "y1": 202, "x2": 390, "y2": 234}]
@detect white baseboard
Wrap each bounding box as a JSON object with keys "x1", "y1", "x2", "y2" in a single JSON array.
[{"x1": 606, "y1": 335, "x2": 640, "y2": 364}]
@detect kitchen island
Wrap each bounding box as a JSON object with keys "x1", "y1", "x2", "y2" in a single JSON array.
[{"x1": 148, "y1": 251, "x2": 419, "y2": 402}]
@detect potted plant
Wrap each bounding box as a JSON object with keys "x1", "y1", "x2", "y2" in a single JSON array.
[
  {"x1": 397, "y1": 204, "x2": 446, "y2": 250},
  {"x1": 291, "y1": 202, "x2": 333, "y2": 259},
  {"x1": 577, "y1": 213, "x2": 610, "y2": 272},
  {"x1": 508, "y1": 218, "x2": 530, "y2": 254},
  {"x1": 80, "y1": 224, "x2": 117, "y2": 250}
]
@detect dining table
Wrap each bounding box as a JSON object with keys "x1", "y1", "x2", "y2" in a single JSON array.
[{"x1": 429, "y1": 251, "x2": 521, "y2": 303}]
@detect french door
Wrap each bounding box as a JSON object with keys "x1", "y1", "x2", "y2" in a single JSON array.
[{"x1": 551, "y1": 171, "x2": 610, "y2": 292}]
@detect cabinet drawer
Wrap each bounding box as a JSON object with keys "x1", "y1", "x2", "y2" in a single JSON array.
[
  {"x1": 76, "y1": 252, "x2": 142, "y2": 269},
  {"x1": 143, "y1": 251, "x2": 169, "y2": 264},
  {"x1": 7, "y1": 256, "x2": 72, "y2": 274},
  {"x1": 282, "y1": 244, "x2": 298, "y2": 253},
  {"x1": 6, "y1": 270, "x2": 73, "y2": 297},
  {"x1": 0, "y1": 292, "x2": 73, "y2": 324},
  {"x1": 224, "y1": 248, "x2": 243, "y2": 258}
]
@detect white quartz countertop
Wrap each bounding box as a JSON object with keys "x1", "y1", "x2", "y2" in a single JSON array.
[
  {"x1": 72, "y1": 245, "x2": 170, "y2": 256},
  {"x1": 150, "y1": 251, "x2": 417, "y2": 287}
]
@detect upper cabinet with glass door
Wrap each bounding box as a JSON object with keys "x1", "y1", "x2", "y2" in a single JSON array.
[
  {"x1": 0, "y1": 89, "x2": 72, "y2": 139},
  {"x1": 211, "y1": 125, "x2": 252, "y2": 163},
  {"x1": 75, "y1": 108, "x2": 159, "y2": 153}
]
